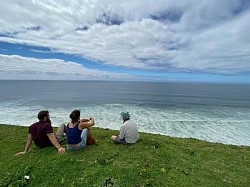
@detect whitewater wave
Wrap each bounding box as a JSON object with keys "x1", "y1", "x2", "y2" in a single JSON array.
[{"x1": 0, "y1": 102, "x2": 250, "y2": 146}]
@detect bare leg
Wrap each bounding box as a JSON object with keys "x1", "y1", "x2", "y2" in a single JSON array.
[
  {"x1": 86, "y1": 127, "x2": 96, "y2": 146},
  {"x1": 55, "y1": 123, "x2": 66, "y2": 143}
]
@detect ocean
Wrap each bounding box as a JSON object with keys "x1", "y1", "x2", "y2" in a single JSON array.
[{"x1": 0, "y1": 80, "x2": 250, "y2": 146}]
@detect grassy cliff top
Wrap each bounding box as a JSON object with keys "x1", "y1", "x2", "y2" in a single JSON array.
[{"x1": 0, "y1": 124, "x2": 249, "y2": 187}]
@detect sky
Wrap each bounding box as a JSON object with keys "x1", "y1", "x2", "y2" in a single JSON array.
[{"x1": 0, "y1": 0, "x2": 250, "y2": 83}]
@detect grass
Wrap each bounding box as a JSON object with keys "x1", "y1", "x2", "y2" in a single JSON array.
[{"x1": 0, "y1": 124, "x2": 249, "y2": 187}]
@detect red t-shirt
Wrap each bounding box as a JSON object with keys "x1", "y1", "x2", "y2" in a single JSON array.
[{"x1": 28, "y1": 121, "x2": 53, "y2": 148}]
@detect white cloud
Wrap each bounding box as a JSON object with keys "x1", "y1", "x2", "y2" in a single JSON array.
[
  {"x1": 173, "y1": 10, "x2": 250, "y2": 74},
  {"x1": 0, "y1": 0, "x2": 250, "y2": 75},
  {"x1": 0, "y1": 54, "x2": 141, "y2": 80}
]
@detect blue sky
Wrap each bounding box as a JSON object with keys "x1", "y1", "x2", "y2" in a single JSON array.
[{"x1": 0, "y1": 0, "x2": 250, "y2": 83}]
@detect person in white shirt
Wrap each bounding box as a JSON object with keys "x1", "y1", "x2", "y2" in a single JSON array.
[{"x1": 111, "y1": 112, "x2": 139, "y2": 144}]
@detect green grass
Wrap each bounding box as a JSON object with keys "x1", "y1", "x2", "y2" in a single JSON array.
[{"x1": 0, "y1": 124, "x2": 249, "y2": 187}]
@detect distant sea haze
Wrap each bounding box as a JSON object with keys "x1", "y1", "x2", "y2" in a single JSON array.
[{"x1": 0, "y1": 80, "x2": 250, "y2": 146}]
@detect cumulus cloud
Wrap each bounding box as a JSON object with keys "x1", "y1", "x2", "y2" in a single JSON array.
[
  {"x1": 0, "y1": 0, "x2": 250, "y2": 75},
  {"x1": 0, "y1": 54, "x2": 140, "y2": 80}
]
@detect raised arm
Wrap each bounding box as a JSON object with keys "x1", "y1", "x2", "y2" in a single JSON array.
[
  {"x1": 47, "y1": 133, "x2": 65, "y2": 154},
  {"x1": 79, "y1": 117, "x2": 95, "y2": 129},
  {"x1": 15, "y1": 133, "x2": 33, "y2": 156}
]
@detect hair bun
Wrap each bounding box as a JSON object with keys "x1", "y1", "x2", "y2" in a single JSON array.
[{"x1": 69, "y1": 110, "x2": 81, "y2": 123}]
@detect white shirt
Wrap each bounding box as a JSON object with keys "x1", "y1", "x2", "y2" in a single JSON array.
[{"x1": 119, "y1": 119, "x2": 139, "y2": 143}]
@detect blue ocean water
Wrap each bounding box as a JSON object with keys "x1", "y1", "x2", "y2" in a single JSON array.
[{"x1": 0, "y1": 80, "x2": 250, "y2": 146}]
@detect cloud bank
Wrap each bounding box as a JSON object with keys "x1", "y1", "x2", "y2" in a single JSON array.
[
  {"x1": 0, "y1": 54, "x2": 140, "y2": 80},
  {"x1": 0, "y1": 0, "x2": 250, "y2": 77}
]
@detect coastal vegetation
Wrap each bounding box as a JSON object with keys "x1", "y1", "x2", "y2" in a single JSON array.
[{"x1": 0, "y1": 124, "x2": 249, "y2": 187}]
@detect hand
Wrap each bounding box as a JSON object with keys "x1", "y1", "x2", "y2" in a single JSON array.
[
  {"x1": 15, "y1": 151, "x2": 27, "y2": 156},
  {"x1": 58, "y1": 147, "x2": 66, "y2": 154},
  {"x1": 90, "y1": 117, "x2": 95, "y2": 125}
]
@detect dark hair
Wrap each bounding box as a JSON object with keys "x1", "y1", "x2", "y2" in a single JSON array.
[
  {"x1": 70, "y1": 110, "x2": 80, "y2": 123},
  {"x1": 37, "y1": 110, "x2": 49, "y2": 120}
]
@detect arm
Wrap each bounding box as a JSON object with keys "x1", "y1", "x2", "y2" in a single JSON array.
[
  {"x1": 81, "y1": 118, "x2": 90, "y2": 122},
  {"x1": 47, "y1": 133, "x2": 65, "y2": 154},
  {"x1": 79, "y1": 117, "x2": 95, "y2": 130},
  {"x1": 15, "y1": 133, "x2": 33, "y2": 156},
  {"x1": 119, "y1": 126, "x2": 125, "y2": 139}
]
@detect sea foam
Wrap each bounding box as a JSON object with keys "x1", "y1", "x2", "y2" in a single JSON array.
[{"x1": 0, "y1": 102, "x2": 249, "y2": 146}]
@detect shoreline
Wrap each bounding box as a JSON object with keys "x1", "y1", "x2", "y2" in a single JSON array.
[{"x1": 1, "y1": 123, "x2": 249, "y2": 148}]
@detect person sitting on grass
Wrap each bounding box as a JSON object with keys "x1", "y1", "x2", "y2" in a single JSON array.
[
  {"x1": 66, "y1": 110, "x2": 96, "y2": 151},
  {"x1": 16, "y1": 110, "x2": 66, "y2": 156},
  {"x1": 111, "y1": 112, "x2": 139, "y2": 144}
]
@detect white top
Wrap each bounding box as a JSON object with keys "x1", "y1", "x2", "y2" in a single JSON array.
[{"x1": 119, "y1": 119, "x2": 139, "y2": 143}]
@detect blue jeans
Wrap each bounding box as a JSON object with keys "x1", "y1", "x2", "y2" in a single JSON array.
[{"x1": 67, "y1": 129, "x2": 89, "y2": 151}]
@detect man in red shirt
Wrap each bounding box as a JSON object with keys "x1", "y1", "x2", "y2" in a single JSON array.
[{"x1": 16, "y1": 110, "x2": 65, "y2": 155}]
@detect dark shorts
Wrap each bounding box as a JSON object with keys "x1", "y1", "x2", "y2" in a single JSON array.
[{"x1": 115, "y1": 136, "x2": 128, "y2": 144}]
